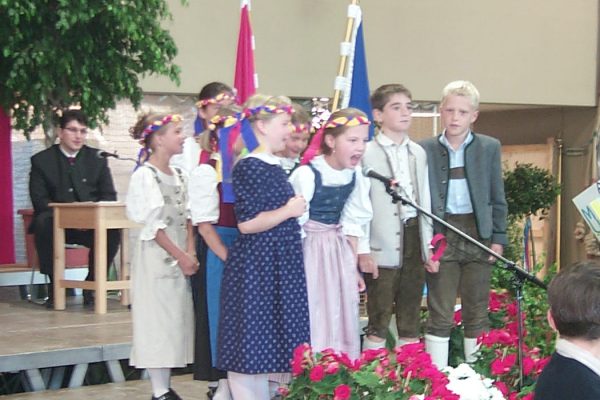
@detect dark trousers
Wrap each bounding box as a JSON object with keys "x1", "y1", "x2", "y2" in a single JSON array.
[
  {"x1": 365, "y1": 221, "x2": 425, "y2": 339},
  {"x1": 33, "y1": 213, "x2": 121, "y2": 282},
  {"x1": 426, "y1": 213, "x2": 492, "y2": 338}
]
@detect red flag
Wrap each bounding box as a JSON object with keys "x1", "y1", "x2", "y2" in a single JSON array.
[
  {"x1": 0, "y1": 107, "x2": 15, "y2": 263},
  {"x1": 234, "y1": 4, "x2": 257, "y2": 104}
]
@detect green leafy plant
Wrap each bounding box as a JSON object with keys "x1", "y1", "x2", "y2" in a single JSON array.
[
  {"x1": 503, "y1": 163, "x2": 561, "y2": 223},
  {"x1": 0, "y1": 0, "x2": 184, "y2": 143}
]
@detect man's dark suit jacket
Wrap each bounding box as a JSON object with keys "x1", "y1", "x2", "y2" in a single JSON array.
[{"x1": 29, "y1": 144, "x2": 117, "y2": 274}]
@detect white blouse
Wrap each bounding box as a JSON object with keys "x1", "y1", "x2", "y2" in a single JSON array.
[
  {"x1": 170, "y1": 136, "x2": 201, "y2": 173},
  {"x1": 126, "y1": 163, "x2": 188, "y2": 241},
  {"x1": 289, "y1": 155, "x2": 372, "y2": 238},
  {"x1": 188, "y1": 152, "x2": 220, "y2": 225}
]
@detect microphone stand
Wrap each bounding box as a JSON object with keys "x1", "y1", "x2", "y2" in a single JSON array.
[{"x1": 381, "y1": 183, "x2": 546, "y2": 390}]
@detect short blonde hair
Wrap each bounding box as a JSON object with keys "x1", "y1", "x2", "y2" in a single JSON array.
[{"x1": 441, "y1": 80, "x2": 480, "y2": 109}]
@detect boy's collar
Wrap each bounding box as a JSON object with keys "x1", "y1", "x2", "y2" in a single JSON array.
[{"x1": 377, "y1": 130, "x2": 408, "y2": 146}]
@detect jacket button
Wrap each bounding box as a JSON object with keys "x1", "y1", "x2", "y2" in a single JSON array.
[
  {"x1": 440, "y1": 194, "x2": 445, "y2": 199},
  {"x1": 396, "y1": 232, "x2": 400, "y2": 236},
  {"x1": 442, "y1": 180, "x2": 447, "y2": 184},
  {"x1": 441, "y1": 166, "x2": 447, "y2": 171},
  {"x1": 394, "y1": 212, "x2": 398, "y2": 216},
  {"x1": 68, "y1": 188, "x2": 73, "y2": 192}
]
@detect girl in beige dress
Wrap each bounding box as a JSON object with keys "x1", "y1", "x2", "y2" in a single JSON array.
[{"x1": 127, "y1": 113, "x2": 199, "y2": 400}]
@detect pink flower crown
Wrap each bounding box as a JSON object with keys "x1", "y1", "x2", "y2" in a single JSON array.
[
  {"x1": 292, "y1": 122, "x2": 311, "y2": 134},
  {"x1": 195, "y1": 92, "x2": 235, "y2": 108},
  {"x1": 243, "y1": 104, "x2": 294, "y2": 118},
  {"x1": 140, "y1": 114, "x2": 183, "y2": 144},
  {"x1": 207, "y1": 113, "x2": 245, "y2": 131}
]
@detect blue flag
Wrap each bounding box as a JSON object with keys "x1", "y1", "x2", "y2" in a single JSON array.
[{"x1": 348, "y1": 20, "x2": 374, "y2": 139}]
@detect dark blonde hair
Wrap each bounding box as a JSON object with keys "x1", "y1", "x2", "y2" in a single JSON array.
[
  {"x1": 291, "y1": 103, "x2": 311, "y2": 128},
  {"x1": 548, "y1": 261, "x2": 600, "y2": 340},
  {"x1": 320, "y1": 108, "x2": 367, "y2": 156},
  {"x1": 370, "y1": 84, "x2": 412, "y2": 111},
  {"x1": 197, "y1": 104, "x2": 243, "y2": 153},
  {"x1": 129, "y1": 112, "x2": 173, "y2": 149},
  {"x1": 244, "y1": 94, "x2": 292, "y2": 123}
]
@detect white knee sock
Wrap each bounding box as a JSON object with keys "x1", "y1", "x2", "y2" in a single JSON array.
[
  {"x1": 464, "y1": 337, "x2": 480, "y2": 363},
  {"x1": 147, "y1": 368, "x2": 171, "y2": 397},
  {"x1": 228, "y1": 372, "x2": 270, "y2": 400},
  {"x1": 213, "y1": 378, "x2": 232, "y2": 400},
  {"x1": 425, "y1": 334, "x2": 449, "y2": 369},
  {"x1": 362, "y1": 336, "x2": 386, "y2": 350}
]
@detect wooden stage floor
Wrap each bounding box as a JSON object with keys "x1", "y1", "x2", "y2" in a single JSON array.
[{"x1": 0, "y1": 294, "x2": 208, "y2": 398}]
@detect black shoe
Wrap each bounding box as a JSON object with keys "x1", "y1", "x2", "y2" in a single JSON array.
[
  {"x1": 151, "y1": 389, "x2": 182, "y2": 400},
  {"x1": 83, "y1": 290, "x2": 94, "y2": 306},
  {"x1": 206, "y1": 387, "x2": 217, "y2": 399}
]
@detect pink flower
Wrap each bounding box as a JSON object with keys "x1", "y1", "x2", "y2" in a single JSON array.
[
  {"x1": 387, "y1": 369, "x2": 398, "y2": 381},
  {"x1": 309, "y1": 365, "x2": 325, "y2": 382},
  {"x1": 535, "y1": 356, "x2": 551, "y2": 374},
  {"x1": 324, "y1": 361, "x2": 340, "y2": 375},
  {"x1": 333, "y1": 384, "x2": 351, "y2": 400},
  {"x1": 277, "y1": 387, "x2": 290, "y2": 396},
  {"x1": 522, "y1": 356, "x2": 535, "y2": 376},
  {"x1": 291, "y1": 360, "x2": 304, "y2": 377}
]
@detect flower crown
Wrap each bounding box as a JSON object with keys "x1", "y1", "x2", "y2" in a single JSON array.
[
  {"x1": 207, "y1": 113, "x2": 245, "y2": 131},
  {"x1": 292, "y1": 122, "x2": 311, "y2": 134},
  {"x1": 195, "y1": 92, "x2": 235, "y2": 108},
  {"x1": 140, "y1": 114, "x2": 183, "y2": 144},
  {"x1": 244, "y1": 104, "x2": 294, "y2": 118},
  {"x1": 322, "y1": 115, "x2": 370, "y2": 129}
]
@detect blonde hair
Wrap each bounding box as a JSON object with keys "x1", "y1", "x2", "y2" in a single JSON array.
[
  {"x1": 244, "y1": 94, "x2": 292, "y2": 123},
  {"x1": 197, "y1": 104, "x2": 242, "y2": 153},
  {"x1": 320, "y1": 108, "x2": 367, "y2": 155},
  {"x1": 441, "y1": 80, "x2": 480, "y2": 109},
  {"x1": 129, "y1": 112, "x2": 172, "y2": 148}
]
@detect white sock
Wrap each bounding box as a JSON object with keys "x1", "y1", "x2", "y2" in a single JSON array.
[
  {"x1": 147, "y1": 368, "x2": 171, "y2": 397},
  {"x1": 362, "y1": 336, "x2": 386, "y2": 350},
  {"x1": 228, "y1": 372, "x2": 270, "y2": 400},
  {"x1": 396, "y1": 338, "x2": 419, "y2": 348},
  {"x1": 213, "y1": 378, "x2": 232, "y2": 400},
  {"x1": 425, "y1": 334, "x2": 450, "y2": 369},
  {"x1": 464, "y1": 337, "x2": 480, "y2": 363}
]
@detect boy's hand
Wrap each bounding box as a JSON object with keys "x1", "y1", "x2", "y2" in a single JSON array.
[
  {"x1": 286, "y1": 195, "x2": 306, "y2": 218},
  {"x1": 358, "y1": 254, "x2": 378, "y2": 279},
  {"x1": 357, "y1": 273, "x2": 366, "y2": 292},
  {"x1": 425, "y1": 250, "x2": 440, "y2": 273},
  {"x1": 488, "y1": 243, "x2": 504, "y2": 263}
]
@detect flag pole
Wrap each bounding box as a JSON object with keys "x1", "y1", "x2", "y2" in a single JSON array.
[{"x1": 331, "y1": 0, "x2": 359, "y2": 112}]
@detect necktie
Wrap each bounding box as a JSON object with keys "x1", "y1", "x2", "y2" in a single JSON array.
[{"x1": 67, "y1": 157, "x2": 76, "y2": 165}]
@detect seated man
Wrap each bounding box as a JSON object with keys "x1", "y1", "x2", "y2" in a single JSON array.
[
  {"x1": 534, "y1": 261, "x2": 600, "y2": 399},
  {"x1": 28, "y1": 109, "x2": 120, "y2": 307}
]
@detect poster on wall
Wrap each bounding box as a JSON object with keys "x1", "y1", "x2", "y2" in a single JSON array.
[{"x1": 573, "y1": 182, "x2": 600, "y2": 241}]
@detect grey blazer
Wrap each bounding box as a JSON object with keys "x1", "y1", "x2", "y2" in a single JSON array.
[{"x1": 419, "y1": 133, "x2": 508, "y2": 245}]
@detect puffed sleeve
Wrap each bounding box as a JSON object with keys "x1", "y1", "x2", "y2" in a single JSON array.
[
  {"x1": 188, "y1": 164, "x2": 219, "y2": 225},
  {"x1": 232, "y1": 158, "x2": 267, "y2": 223},
  {"x1": 289, "y1": 165, "x2": 316, "y2": 228},
  {"x1": 126, "y1": 166, "x2": 167, "y2": 241},
  {"x1": 341, "y1": 167, "x2": 373, "y2": 237}
]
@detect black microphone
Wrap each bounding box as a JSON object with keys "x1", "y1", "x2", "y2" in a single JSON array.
[
  {"x1": 362, "y1": 166, "x2": 395, "y2": 187},
  {"x1": 97, "y1": 150, "x2": 119, "y2": 159}
]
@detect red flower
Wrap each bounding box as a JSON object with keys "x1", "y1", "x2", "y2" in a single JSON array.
[
  {"x1": 535, "y1": 356, "x2": 551, "y2": 374},
  {"x1": 490, "y1": 354, "x2": 517, "y2": 375},
  {"x1": 494, "y1": 381, "x2": 509, "y2": 396},
  {"x1": 309, "y1": 365, "x2": 325, "y2": 382},
  {"x1": 277, "y1": 387, "x2": 290, "y2": 397},
  {"x1": 333, "y1": 384, "x2": 351, "y2": 400},
  {"x1": 522, "y1": 356, "x2": 536, "y2": 376},
  {"x1": 453, "y1": 309, "x2": 462, "y2": 326}
]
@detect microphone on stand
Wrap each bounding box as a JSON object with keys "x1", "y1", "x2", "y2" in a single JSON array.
[
  {"x1": 96, "y1": 150, "x2": 120, "y2": 159},
  {"x1": 96, "y1": 149, "x2": 138, "y2": 164},
  {"x1": 362, "y1": 166, "x2": 396, "y2": 188}
]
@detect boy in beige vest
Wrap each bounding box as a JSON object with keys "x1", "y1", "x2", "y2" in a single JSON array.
[{"x1": 359, "y1": 84, "x2": 438, "y2": 349}]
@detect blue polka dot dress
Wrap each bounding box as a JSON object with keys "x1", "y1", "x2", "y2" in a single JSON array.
[{"x1": 217, "y1": 155, "x2": 310, "y2": 374}]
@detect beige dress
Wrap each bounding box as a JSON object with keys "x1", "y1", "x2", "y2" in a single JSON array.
[{"x1": 126, "y1": 164, "x2": 194, "y2": 368}]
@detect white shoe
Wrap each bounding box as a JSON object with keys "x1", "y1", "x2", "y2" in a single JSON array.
[
  {"x1": 464, "y1": 337, "x2": 480, "y2": 363},
  {"x1": 362, "y1": 336, "x2": 386, "y2": 350}
]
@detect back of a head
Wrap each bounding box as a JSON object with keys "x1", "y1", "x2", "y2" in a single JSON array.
[
  {"x1": 198, "y1": 82, "x2": 234, "y2": 101},
  {"x1": 441, "y1": 80, "x2": 480, "y2": 109},
  {"x1": 370, "y1": 84, "x2": 412, "y2": 111},
  {"x1": 548, "y1": 261, "x2": 600, "y2": 340}
]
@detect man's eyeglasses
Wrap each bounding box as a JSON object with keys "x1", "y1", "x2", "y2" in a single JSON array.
[{"x1": 63, "y1": 127, "x2": 88, "y2": 135}]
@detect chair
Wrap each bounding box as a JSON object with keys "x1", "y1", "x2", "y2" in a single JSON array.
[{"x1": 18, "y1": 209, "x2": 89, "y2": 304}]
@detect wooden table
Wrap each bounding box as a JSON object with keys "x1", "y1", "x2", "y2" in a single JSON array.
[{"x1": 50, "y1": 202, "x2": 139, "y2": 314}]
